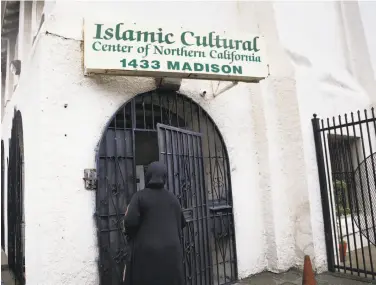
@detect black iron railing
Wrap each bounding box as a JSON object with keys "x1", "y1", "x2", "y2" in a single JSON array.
[{"x1": 312, "y1": 108, "x2": 376, "y2": 280}]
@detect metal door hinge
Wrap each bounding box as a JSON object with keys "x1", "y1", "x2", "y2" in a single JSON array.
[{"x1": 83, "y1": 169, "x2": 97, "y2": 190}]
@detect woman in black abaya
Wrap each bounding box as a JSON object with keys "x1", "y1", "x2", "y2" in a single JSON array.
[{"x1": 123, "y1": 161, "x2": 186, "y2": 285}]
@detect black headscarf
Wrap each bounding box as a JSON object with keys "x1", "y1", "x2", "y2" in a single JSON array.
[{"x1": 145, "y1": 161, "x2": 167, "y2": 189}]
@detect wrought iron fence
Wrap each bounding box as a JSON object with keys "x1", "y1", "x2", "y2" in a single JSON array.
[{"x1": 312, "y1": 108, "x2": 376, "y2": 280}]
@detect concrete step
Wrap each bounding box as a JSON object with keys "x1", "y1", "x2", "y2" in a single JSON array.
[
  {"x1": 1, "y1": 249, "x2": 18, "y2": 285},
  {"x1": 1, "y1": 250, "x2": 8, "y2": 266}
]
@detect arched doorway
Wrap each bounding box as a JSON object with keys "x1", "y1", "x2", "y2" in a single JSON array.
[
  {"x1": 96, "y1": 90, "x2": 237, "y2": 285},
  {"x1": 7, "y1": 110, "x2": 25, "y2": 285}
]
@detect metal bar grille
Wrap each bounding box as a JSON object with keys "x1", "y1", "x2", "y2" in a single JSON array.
[
  {"x1": 96, "y1": 90, "x2": 237, "y2": 285},
  {"x1": 312, "y1": 108, "x2": 376, "y2": 280},
  {"x1": 158, "y1": 123, "x2": 212, "y2": 285}
]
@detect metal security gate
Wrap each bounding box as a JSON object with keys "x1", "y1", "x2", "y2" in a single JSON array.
[
  {"x1": 96, "y1": 128, "x2": 133, "y2": 285},
  {"x1": 312, "y1": 108, "x2": 376, "y2": 280},
  {"x1": 7, "y1": 110, "x2": 25, "y2": 285},
  {"x1": 96, "y1": 90, "x2": 237, "y2": 285},
  {"x1": 158, "y1": 124, "x2": 212, "y2": 285}
]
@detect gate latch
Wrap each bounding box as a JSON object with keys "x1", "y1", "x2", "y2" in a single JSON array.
[{"x1": 83, "y1": 169, "x2": 97, "y2": 190}]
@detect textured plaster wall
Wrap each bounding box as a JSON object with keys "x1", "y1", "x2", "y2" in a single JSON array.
[
  {"x1": 1, "y1": 2, "x2": 267, "y2": 284},
  {"x1": 1, "y1": 1, "x2": 375, "y2": 284},
  {"x1": 1, "y1": 25, "x2": 43, "y2": 281},
  {"x1": 274, "y1": 0, "x2": 375, "y2": 272},
  {"x1": 359, "y1": 1, "x2": 376, "y2": 80}
]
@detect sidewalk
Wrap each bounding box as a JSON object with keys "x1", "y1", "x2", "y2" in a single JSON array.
[
  {"x1": 1, "y1": 250, "x2": 17, "y2": 285},
  {"x1": 2, "y1": 254, "x2": 375, "y2": 285},
  {"x1": 237, "y1": 269, "x2": 376, "y2": 285}
]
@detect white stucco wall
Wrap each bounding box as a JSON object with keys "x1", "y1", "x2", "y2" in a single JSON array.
[
  {"x1": 1, "y1": 21, "x2": 43, "y2": 281},
  {"x1": 1, "y1": 1, "x2": 376, "y2": 284},
  {"x1": 276, "y1": 0, "x2": 375, "y2": 270},
  {"x1": 359, "y1": 1, "x2": 376, "y2": 80}
]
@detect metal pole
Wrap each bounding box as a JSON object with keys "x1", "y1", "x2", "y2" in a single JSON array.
[{"x1": 312, "y1": 114, "x2": 335, "y2": 272}]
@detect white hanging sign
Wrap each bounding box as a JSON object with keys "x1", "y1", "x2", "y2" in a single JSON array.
[{"x1": 84, "y1": 19, "x2": 269, "y2": 82}]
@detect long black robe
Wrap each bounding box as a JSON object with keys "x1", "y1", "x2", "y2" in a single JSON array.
[{"x1": 123, "y1": 161, "x2": 186, "y2": 285}]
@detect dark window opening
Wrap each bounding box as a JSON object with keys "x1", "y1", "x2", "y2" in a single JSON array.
[{"x1": 329, "y1": 137, "x2": 356, "y2": 217}]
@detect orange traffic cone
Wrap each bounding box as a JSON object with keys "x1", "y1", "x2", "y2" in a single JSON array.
[{"x1": 302, "y1": 255, "x2": 316, "y2": 285}]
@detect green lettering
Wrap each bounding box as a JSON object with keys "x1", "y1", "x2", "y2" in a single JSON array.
[
  {"x1": 123, "y1": 30, "x2": 135, "y2": 41},
  {"x1": 154, "y1": 45, "x2": 163, "y2": 55},
  {"x1": 196, "y1": 35, "x2": 208, "y2": 47},
  {"x1": 221, "y1": 65, "x2": 231, "y2": 74},
  {"x1": 104, "y1": 28, "x2": 113, "y2": 40},
  {"x1": 194, "y1": 63, "x2": 204, "y2": 71},
  {"x1": 181, "y1": 31, "x2": 194, "y2": 46},
  {"x1": 167, "y1": 61, "x2": 180, "y2": 70},
  {"x1": 233, "y1": 66, "x2": 242, "y2": 74},
  {"x1": 151, "y1": 60, "x2": 160, "y2": 69},
  {"x1": 235, "y1": 40, "x2": 242, "y2": 50},
  {"x1": 93, "y1": 24, "x2": 104, "y2": 39},
  {"x1": 115, "y1": 23, "x2": 124, "y2": 40},
  {"x1": 215, "y1": 35, "x2": 222, "y2": 48},
  {"x1": 120, "y1": 59, "x2": 126, "y2": 67},
  {"x1": 208, "y1": 32, "x2": 216, "y2": 47},
  {"x1": 165, "y1": 33, "x2": 175, "y2": 44},
  {"x1": 253, "y1": 36, "x2": 260, "y2": 52},
  {"x1": 182, "y1": 62, "x2": 192, "y2": 71},
  {"x1": 222, "y1": 39, "x2": 229, "y2": 49},
  {"x1": 242, "y1": 41, "x2": 252, "y2": 51},
  {"x1": 137, "y1": 31, "x2": 156, "y2": 42},
  {"x1": 128, "y1": 59, "x2": 138, "y2": 68},
  {"x1": 211, "y1": 64, "x2": 220, "y2": 73},
  {"x1": 140, "y1": 60, "x2": 149, "y2": 69},
  {"x1": 92, "y1": 41, "x2": 101, "y2": 51},
  {"x1": 101, "y1": 44, "x2": 109, "y2": 52},
  {"x1": 228, "y1": 40, "x2": 235, "y2": 49}
]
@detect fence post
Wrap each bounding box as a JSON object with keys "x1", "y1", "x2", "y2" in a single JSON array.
[{"x1": 312, "y1": 114, "x2": 335, "y2": 272}]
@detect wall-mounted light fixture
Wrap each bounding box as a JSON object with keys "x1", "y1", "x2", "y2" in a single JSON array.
[
  {"x1": 213, "y1": 81, "x2": 238, "y2": 98},
  {"x1": 155, "y1": 77, "x2": 182, "y2": 92},
  {"x1": 10, "y1": 60, "x2": 21, "y2": 76}
]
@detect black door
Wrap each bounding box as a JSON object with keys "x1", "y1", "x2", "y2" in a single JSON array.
[{"x1": 157, "y1": 123, "x2": 212, "y2": 285}]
